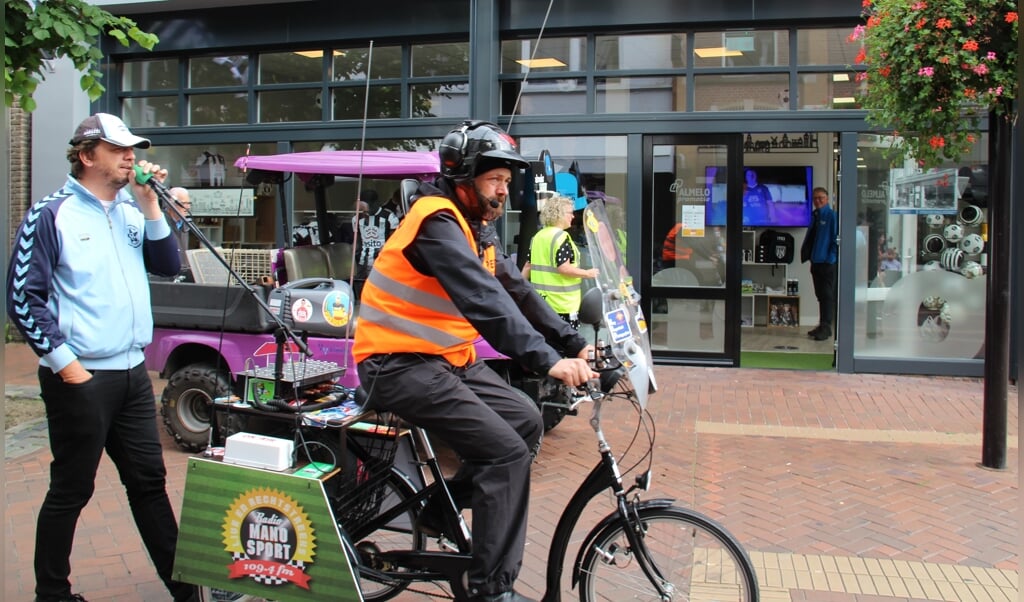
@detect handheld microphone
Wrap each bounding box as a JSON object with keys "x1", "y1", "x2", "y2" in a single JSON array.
[{"x1": 132, "y1": 165, "x2": 172, "y2": 196}]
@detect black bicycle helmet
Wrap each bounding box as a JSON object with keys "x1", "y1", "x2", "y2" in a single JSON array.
[{"x1": 439, "y1": 120, "x2": 529, "y2": 181}]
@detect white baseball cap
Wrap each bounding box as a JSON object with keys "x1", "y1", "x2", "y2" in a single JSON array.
[{"x1": 70, "y1": 113, "x2": 151, "y2": 149}]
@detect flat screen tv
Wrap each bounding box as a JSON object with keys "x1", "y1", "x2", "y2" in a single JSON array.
[{"x1": 704, "y1": 165, "x2": 814, "y2": 228}]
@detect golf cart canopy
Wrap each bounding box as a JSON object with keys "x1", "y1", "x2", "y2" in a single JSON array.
[{"x1": 235, "y1": 149, "x2": 441, "y2": 180}]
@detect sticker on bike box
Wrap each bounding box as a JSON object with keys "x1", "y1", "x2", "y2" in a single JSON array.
[
  {"x1": 290, "y1": 298, "x2": 314, "y2": 322},
  {"x1": 605, "y1": 307, "x2": 632, "y2": 343},
  {"x1": 320, "y1": 290, "x2": 352, "y2": 328}
]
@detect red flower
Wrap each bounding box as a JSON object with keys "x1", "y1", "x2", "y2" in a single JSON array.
[
  {"x1": 855, "y1": 47, "x2": 867, "y2": 64},
  {"x1": 862, "y1": 0, "x2": 872, "y2": 7},
  {"x1": 928, "y1": 136, "x2": 945, "y2": 149},
  {"x1": 868, "y1": 15, "x2": 882, "y2": 27},
  {"x1": 915, "y1": 17, "x2": 927, "y2": 29},
  {"x1": 963, "y1": 40, "x2": 979, "y2": 51},
  {"x1": 879, "y1": 65, "x2": 891, "y2": 77},
  {"x1": 935, "y1": 17, "x2": 952, "y2": 29},
  {"x1": 964, "y1": 88, "x2": 977, "y2": 98},
  {"x1": 938, "y1": 56, "x2": 950, "y2": 64},
  {"x1": 1006, "y1": 12, "x2": 1018, "y2": 23}
]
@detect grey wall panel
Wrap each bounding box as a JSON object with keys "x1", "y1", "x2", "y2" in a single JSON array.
[{"x1": 116, "y1": 1, "x2": 470, "y2": 54}]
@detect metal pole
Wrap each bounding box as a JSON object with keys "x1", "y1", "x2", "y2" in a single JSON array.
[{"x1": 980, "y1": 109, "x2": 1010, "y2": 470}]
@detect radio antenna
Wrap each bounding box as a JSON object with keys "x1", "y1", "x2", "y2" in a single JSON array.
[
  {"x1": 342, "y1": 41, "x2": 374, "y2": 361},
  {"x1": 506, "y1": 0, "x2": 555, "y2": 134}
]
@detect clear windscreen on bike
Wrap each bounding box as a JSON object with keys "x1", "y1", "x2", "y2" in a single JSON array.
[{"x1": 581, "y1": 201, "x2": 657, "y2": 408}]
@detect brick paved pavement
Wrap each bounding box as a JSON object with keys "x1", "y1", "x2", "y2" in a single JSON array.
[{"x1": 4, "y1": 342, "x2": 1019, "y2": 601}]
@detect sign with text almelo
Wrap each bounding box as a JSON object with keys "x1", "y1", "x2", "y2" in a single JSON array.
[{"x1": 174, "y1": 457, "x2": 362, "y2": 601}]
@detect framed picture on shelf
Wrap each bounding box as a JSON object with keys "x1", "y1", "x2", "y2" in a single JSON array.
[{"x1": 767, "y1": 296, "x2": 799, "y2": 327}]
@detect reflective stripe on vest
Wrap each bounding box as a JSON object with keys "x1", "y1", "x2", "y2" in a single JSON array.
[
  {"x1": 529, "y1": 227, "x2": 581, "y2": 314},
  {"x1": 352, "y1": 196, "x2": 490, "y2": 366}
]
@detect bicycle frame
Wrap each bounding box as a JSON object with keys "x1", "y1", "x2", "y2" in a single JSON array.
[{"x1": 541, "y1": 393, "x2": 675, "y2": 602}]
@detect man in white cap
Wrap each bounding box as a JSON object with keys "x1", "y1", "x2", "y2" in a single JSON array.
[{"x1": 5, "y1": 113, "x2": 198, "y2": 602}]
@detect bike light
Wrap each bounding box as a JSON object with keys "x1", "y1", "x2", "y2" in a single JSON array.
[{"x1": 636, "y1": 469, "x2": 652, "y2": 491}]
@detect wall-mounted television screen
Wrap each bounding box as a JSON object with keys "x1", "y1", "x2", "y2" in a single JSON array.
[{"x1": 704, "y1": 165, "x2": 814, "y2": 228}]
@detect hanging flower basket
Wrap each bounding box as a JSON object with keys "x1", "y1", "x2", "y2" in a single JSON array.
[{"x1": 850, "y1": 0, "x2": 1018, "y2": 167}]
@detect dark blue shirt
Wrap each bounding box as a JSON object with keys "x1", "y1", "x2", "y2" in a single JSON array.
[{"x1": 807, "y1": 204, "x2": 838, "y2": 264}]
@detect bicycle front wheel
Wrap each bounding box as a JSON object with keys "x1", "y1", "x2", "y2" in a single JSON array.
[{"x1": 577, "y1": 505, "x2": 758, "y2": 602}]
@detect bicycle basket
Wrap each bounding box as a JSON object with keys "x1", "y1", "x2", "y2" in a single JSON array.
[{"x1": 330, "y1": 412, "x2": 402, "y2": 528}]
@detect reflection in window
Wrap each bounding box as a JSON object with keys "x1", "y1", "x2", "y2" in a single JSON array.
[
  {"x1": 798, "y1": 28, "x2": 862, "y2": 66},
  {"x1": 123, "y1": 59, "x2": 177, "y2": 91},
  {"x1": 190, "y1": 93, "x2": 248, "y2": 125},
  {"x1": 694, "y1": 73, "x2": 789, "y2": 111},
  {"x1": 501, "y1": 37, "x2": 586, "y2": 73},
  {"x1": 259, "y1": 51, "x2": 323, "y2": 84},
  {"x1": 693, "y1": 31, "x2": 789, "y2": 68},
  {"x1": 259, "y1": 89, "x2": 322, "y2": 122},
  {"x1": 411, "y1": 83, "x2": 469, "y2": 118},
  {"x1": 412, "y1": 42, "x2": 469, "y2": 77},
  {"x1": 191, "y1": 55, "x2": 249, "y2": 88},
  {"x1": 595, "y1": 33, "x2": 687, "y2": 70},
  {"x1": 123, "y1": 97, "x2": 179, "y2": 128},
  {"x1": 797, "y1": 73, "x2": 864, "y2": 110},
  {"x1": 596, "y1": 76, "x2": 684, "y2": 113},
  {"x1": 334, "y1": 46, "x2": 401, "y2": 80},
  {"x1": 501, "y1": 79, "x2": 586, "y2": 115},
  {"x1": 333, "y1": 85, "x2": 401, "y2": 120}
]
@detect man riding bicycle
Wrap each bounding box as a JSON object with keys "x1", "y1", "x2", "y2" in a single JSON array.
[{"x1": 352, "y1": 120, "x2": 596, "y2": 602}]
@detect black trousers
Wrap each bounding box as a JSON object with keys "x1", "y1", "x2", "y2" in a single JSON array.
[
  {"x1": 358, "y1": 354, "x2": 543, "y2": 597},
  {"x1": 35, "y1": 362, "x2": 191, "y2": 601},
  {"x1": 810, "y1": 262, "x2": 837, "y2": 331}
]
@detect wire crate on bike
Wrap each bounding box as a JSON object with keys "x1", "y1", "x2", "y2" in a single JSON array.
[{"x1": 330, "y1": 412, "x2": 404, "y2": 528}]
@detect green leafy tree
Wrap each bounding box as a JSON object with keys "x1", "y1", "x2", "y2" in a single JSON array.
[
  {"x1": 850, "y1": 0, "x2": 1018, "y2": 167},
  {"x1": 5, "y1": 0, "x2": 159, "y2": 112}
]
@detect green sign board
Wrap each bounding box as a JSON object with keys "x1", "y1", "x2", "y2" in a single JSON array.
[{"x1": 174, "y1": 458, "x2": 362, "y2": 601}]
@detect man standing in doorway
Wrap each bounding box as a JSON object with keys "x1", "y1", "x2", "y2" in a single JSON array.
[{"x1": 801, "y1": 187, "x2": 838, "y2": 341}]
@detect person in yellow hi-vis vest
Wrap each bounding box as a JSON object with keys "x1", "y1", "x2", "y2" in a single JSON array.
[{"x1": 522, "y1": 195, "x2": 599, "y2": 330}]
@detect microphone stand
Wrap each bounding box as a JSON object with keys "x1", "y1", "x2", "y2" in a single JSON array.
[
  {"x1": 148, "y1": 181, "x2": 314, "y2": 453},
  {"x1": 151, "y1": 183, "x2": 312, "y2": 360}
]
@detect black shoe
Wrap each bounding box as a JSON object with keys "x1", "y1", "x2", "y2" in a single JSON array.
[
  {"x1": 467, "y1": 591, "x2": 538, "y2": 602},
  {"x1": 812, "y1": 329, "x2": 831, "y2": 341},
  {"x1": 35, "y1": 595, "x2": 88, "y2": 602},
  {"x1": 807, "y1": 326, "x2": 823, "y2": 337}
]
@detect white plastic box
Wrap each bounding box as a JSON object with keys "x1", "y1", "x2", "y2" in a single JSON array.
[{"x1": 223, "y1": 432, "x2": 294, "y2": 471}]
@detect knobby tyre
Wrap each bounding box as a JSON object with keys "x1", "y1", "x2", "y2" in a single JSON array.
[{"x1": 577, "y1": 506, "x2": 758, "y2": 602}]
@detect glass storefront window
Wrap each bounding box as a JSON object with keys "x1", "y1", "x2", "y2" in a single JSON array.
[
  {"x1": 259, "y1": 89, "x2": 323, "y2": 122},
  {"x1": 797, "y1": 72, "x2": 863, "y2": 110},
  {"x1": 123, "y1": 97, "x2": 179, "y2": 128},
  {"x1": 595, "y1": 33, "x2": 687, "y2": 70},
  {"x1": 410, "y1": 83, "x2": 469, "y2": 118},
  {"x1": 411, "y1": 42, "x2": 469, "y2": 77},
  {"x1": 189, "y1": 93, "x2": 249, "y2": 125},
  {"x1": 190, "y1": 55, "x2": 249, "y2": 88},
  {"x1": 332, "y1": 85, "x2": 401, "y2": 120},
  {"x1": 123, "y1": 58, "x2": 177, "y2": 91},
  {"x1": 259, "y1": 51, "x2": 324, "y2": 84},
  {"x1": 693, "y1": 73, "x2": 789, "y2": 111},
  {"x1": 517, "y1": 135, "x2": 628, "y2": 266},
  {"x1": 853, "y1": 134, "x2": 989, "y2": 361},
  {"x1": 595, "y1": 76, "x2": 685, "y2": 113},
  {"x1": 797, "y1": 28, "x2": 862, "y2": 66},
  {"x1": 693, "y1": 30, "x2": 789, "y2": 68},
  {"x1": 501, "y1": 79, "x2": 587, "y2": 115},
  {"x1": 501, "y1": 37, "x2": 587, "y2": 73},
  {"x1": 334, "y1": 45, "x2": 402, "y2": 80}
]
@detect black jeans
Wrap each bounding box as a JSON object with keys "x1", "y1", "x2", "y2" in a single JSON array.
[
  {"x1": 810, "y1": 262, "x2": 837, "y2": 331},
  {"x1": 35, "y1": 363, "x2": 191, "y2": 601},
  {"x1": 358, "y1": 354, "x2": 543, "y2": 597}
]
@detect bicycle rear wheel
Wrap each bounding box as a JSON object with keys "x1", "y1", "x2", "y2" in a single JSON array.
[
  {"x1": 342, "y1": 468, "x2": 426, "y2": 602},
  {"x1": 577, "y1": 505, "x2": 758, "y2": 602}
]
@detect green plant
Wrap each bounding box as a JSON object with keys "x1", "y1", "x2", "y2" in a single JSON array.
[
  {"x1": 850, "y1": 0, "x2": 1018, "y2": 167},
  {"x1": 5, "y1": 0, "x2": 159, "y2": 112}
]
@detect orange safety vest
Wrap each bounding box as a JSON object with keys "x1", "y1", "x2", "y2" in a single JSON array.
[
  {"x1": 352, "y1": 196, "x2": 495, "y2": 367},
  {"x1": 661, "y1": 224, "x2": 693, "y2": 261}
]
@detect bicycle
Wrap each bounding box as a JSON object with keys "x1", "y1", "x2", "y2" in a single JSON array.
[{"x1": 318, "y1": 285, "x2": 759, "y2": 602}]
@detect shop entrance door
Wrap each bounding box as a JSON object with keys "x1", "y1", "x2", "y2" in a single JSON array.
[{"x1": 644, "y1": 135, "x2": 743, "y2": 365}]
